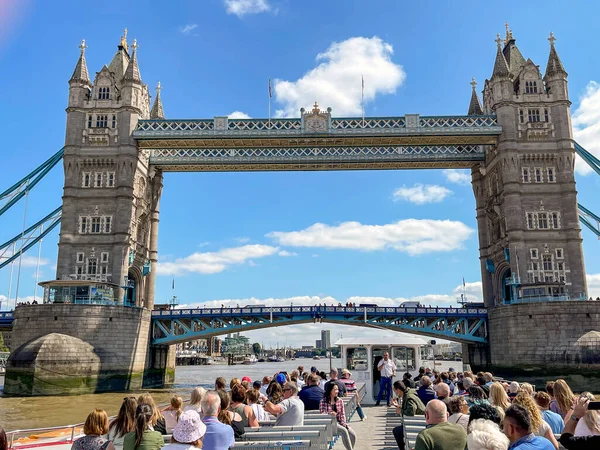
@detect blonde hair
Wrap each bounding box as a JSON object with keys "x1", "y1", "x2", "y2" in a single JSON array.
[
  {"x1": 553, "y1": 379, "x2": 575, "y2": 416},
  {"x1": 189, "y1": 387, "x2": 206, "y2": 407},
  {"x1": 520, "y1": 383, "x2": 534, "y2": 396},
  {"x1": 170, "y1": 395, "x2": 183, "y2": 420},
  {"x1": 230, "y1": 378, "x2": 240, "y2": 390},
  {"x1": 83, "y1": 409, "x2": 110, "y2": 435},
  {"x1": 513, "y1": 392, "x2": 542, "y2": 433},
  {"x1": 137, "y1": 393, "x2": 163, "y2": 426},
  {"x1": 580, "y1": 392, "x2": 600, "y2": 435},
  {"x1": 489, "y1": 382, "x2": 511, "y2": 411}
]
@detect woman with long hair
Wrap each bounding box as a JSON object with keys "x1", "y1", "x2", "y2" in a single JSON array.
[
  {"x1": 123, "y1": 404, "x2": 163, "y2": 450},
  {"x1": 551, "y1": 379, "x2": 575, "y2": 419},
  {"x1": 228, "y1": 384, "x2": 258, "y2": 428},
  {"x1": 162, "y1": 395, "x2": 183, "y2": 433},
  {"x1": 137, "y1": 394, "x2": 167, "y2": 435},
  {"x1": 467, "y1": 386, "x2": 489, "y2": 408},
  {"x1": 266, "y1": 380, "x2": 283, "y2": 405},
  {"x1": 229, "y1": 378, "x2": 240, "y2": 390},
  {"x1": 72, "y1": 409, "x2": 115, "y2": 450},
  {"x1": 319, "y1": 382, "x2": 356, "y2": 450},
  {"x1": 183, "y1": 387, "x2": 206, "y2": 417},
  {"x1": 0, "y1": 425, "x2": 7, "y2": 450},
  {"x1": 574, "y1": 392, "x2": 600, "y2": 437},
  {"x1": 512, "y1": 392, "x2": 559, "y2": 450},
  {"x1": 216, "y1": 389, "x2": 244, "y2": 440},
  {"x1": 107, "y1": 397, "x2": 137, "y2": 450},
  {"x1": 488, "y1": 382, "x2": 510, "y2": 420}
]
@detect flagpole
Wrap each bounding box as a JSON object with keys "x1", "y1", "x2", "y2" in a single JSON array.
[
  {"x1": 462, "y1": 277, "x2": 467, "y2": 304},
  {"x1": 361, "y1": 75, "x2": 365, "y2": 128},
  {"x1": 268, "y1": 78, "x2": 272, "y2": 127}
]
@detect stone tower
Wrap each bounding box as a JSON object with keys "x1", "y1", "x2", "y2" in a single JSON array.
[
  {"x1": 471, "y1": 27, "x2": 587, "y2": 306},
  {"x1": 60, "y1": 31, "x2": 164, "y2": 310}
]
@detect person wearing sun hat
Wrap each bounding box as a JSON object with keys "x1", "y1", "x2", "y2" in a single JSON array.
[{"x1": 162, "y1": 410, "x2": 206, "y2": 450}]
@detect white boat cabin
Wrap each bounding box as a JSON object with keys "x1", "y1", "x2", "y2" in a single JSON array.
[{"x1": 335, "y1": 335, "x2": 428, "y2": 405}]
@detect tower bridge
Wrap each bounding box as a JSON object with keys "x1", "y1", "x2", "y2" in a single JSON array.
[{"x1": 2, "y1": 28, "x2": 600, "y2": 395}]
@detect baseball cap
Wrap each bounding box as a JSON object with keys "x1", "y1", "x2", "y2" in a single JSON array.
[
  {"x1": 241, "y1": 376, "x2": 252, "y2": 383},
  {"x1": 276, "y1": 373, "x2": 287, "y2": 385},
  {"x1": 310, "y1": 366, "x2": 318, "y2": 373}
]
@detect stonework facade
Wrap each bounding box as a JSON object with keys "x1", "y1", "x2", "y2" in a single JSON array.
[
  {"x1": 472, "y1": 31, "x2": 587, "y2": 306},
  {"x1": 59, "y1": 35, "x2": 164, "y2": 310}
]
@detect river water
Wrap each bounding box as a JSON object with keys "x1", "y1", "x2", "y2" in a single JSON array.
[{"x1": 0, "y1": 358, "x2": 345, "y2": 431}]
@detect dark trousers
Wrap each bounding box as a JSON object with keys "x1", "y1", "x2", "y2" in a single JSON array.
[
  {"x1": 377, "y1": 376, "x2": 392, "y2": 404},
  {"x1": 393, "y1": 424, "x2": 405, "y2": 449}
]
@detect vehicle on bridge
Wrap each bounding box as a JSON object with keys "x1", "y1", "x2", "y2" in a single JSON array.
[{"x1": 400, "y1": 301, "x2": 422, "y2": 308}]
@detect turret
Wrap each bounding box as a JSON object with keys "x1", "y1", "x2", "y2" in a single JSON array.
[
  {"x1": 121, "y1": 39, "x2": 146, "y2": 112},
  {"x1": 544, "y1": 32, "x2": 568, "y2": 101},
  {"x1": 467, "y1": 77, "x2": 483, "y2": 116},
  {"x1": 68, "y1": 40, "x2": 92, "y2": 107},
  {"x1": 150, "y1": 82, "x2": 165, "y2": 119}
]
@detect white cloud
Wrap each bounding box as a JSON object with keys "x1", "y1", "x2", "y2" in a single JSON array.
[
  {"x1": 588, "y1": 273, "x2": 600, "y2": 298},
  {"x1": 573, "y1": 81, "x2": 600, "y2": 175},
  {"x1": 0, "y1": 253, "x2": 49, "y2": 268},
  {"x1": 392, "y1": 184, "x2": 452, "y2": 205},
  {"x1": 179, "y1": 24, "x2": 198, "y2": 35},
  {"x1": 443, "y1": 169, "x2": 471, "y2": 186},
  {"x1": 235, "y1": 237, "x2": 251, "y2": 244},
  {"x1": 452, "y1": 281, "x2": 484, "y2": 303},
  {"x1": 278, "y1": 250, "x2": 297, "y2": 257},
  {"x1": 228, "y1": 111, "x2": 252, "y2": 119},
  {"x1": 267, "y1": 219, "x2": 473, "y2": 256},
  {"x1": 224, "y1": 0, "x2": 270, "y2": 17},
  {"x1": 157, "y1": 245, "x2": 280, "y2": 275},
  {"x1": 273, "y1": 36, "x2": 405, "y2": 117}
]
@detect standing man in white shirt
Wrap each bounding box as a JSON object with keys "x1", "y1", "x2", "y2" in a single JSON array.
[{"x1": 376, "y1": 352, "x2": 397, "y2": 407}]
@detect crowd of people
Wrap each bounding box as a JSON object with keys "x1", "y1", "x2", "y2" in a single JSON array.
[
  {"x1": 391, "y1": 367, "x2": 600, "y2": 449},
  {"x1": 1, "y1": 366, "x2": 599, "y2": 450}
]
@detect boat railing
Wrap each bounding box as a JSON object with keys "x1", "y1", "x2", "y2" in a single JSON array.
[{"x1": 7, "y1": 423, "x2": 84, "y2": 449}]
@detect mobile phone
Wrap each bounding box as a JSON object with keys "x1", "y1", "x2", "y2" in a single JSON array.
[{"x1": 587, "y1": 401, "x2": 600, "y2": 410}]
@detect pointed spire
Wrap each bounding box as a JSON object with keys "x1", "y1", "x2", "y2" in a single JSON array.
[
  {"x1": 544, "y1": 32, "x2": 567, "y2": 79},
  {"x1": 123, "y1": 39, "x2": 142, "y2": 83},
  {"x1": 150, "y1": 82, "x2": 165, "y2": 119},
  {"x1": 69, "y1": 39, "x2": 91, "y2": 86},
  {"x1": 468, "y1": 78, "x2": 484, "y2": 116},
  {"x1": 492, "y1": 34, "x2": 510, "y2": 78}
]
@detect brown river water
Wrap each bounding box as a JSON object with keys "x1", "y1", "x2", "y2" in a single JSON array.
[{"x1": 0, "y1": 359, "x2": 345, "y2": 431}]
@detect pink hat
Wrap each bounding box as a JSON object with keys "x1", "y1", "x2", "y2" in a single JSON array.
[
  {"x1": 172, "y1": 410, "x2": 206, "y2": 443},
  {"x1": 242, "y1": 376, "x2": 252, "y2": 383}
]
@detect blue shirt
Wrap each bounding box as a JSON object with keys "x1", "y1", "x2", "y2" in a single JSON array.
[
  {"x1": 542, "y1": 409, "x2": 564, "y2": 434},
  {"x1": 508, "y1": 433, "x2": 555, "y2": 450},
  {"x1": 417, "y1": 386, "x2": 436, "y2": 405},
  {"x1": 202, "y1": 416, "x2": 235, "y2": 450},
  {"x1": 299, "y1": 384, "x2": 325, "y2": 410}
]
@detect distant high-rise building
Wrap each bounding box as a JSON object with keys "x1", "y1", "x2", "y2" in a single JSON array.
[
  {"x1": 316, "y1": 340, "x2": 322, "y2": 349},
  {"x1": 321, "y1": 330, "x2": 331, "y2": 350}
]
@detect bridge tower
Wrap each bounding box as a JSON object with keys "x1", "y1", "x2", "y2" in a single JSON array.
[
  {"x1": 4, "y1": 32, "x2": 172, "y2": 395},
  {"x1": 467, "y1": 28, "x2": 590, "y2": 371}
]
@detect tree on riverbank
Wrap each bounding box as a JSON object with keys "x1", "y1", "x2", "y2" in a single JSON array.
[{"x1": 252, "y1": 342, "x2": 261, "y2": 355}]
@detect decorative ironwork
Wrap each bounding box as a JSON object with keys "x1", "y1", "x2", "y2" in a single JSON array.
[
  {"x1": 134, "y1": 114, "x2": 501, "y2": 139},
  {"x1": 146, "y1": 145, "x2": 484, "y2": 172},
  {"x1": 151, "y1": 305, "x2": 488, "y2": 345}
]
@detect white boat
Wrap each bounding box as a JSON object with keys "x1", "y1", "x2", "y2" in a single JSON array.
[
  {"x1": 336, "y1": 335, "x2": 429, "y2": 405},
  {"x1": 242, "y1": 354, "x2": 258, "y2": 365}
]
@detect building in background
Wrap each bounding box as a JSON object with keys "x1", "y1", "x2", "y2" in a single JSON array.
[
  {"x1": 315, "y1": 339, "x2": 321, "y2": 349},
  {"x1": 321, "y1": 330, "x2": 331, "y2": 350}
]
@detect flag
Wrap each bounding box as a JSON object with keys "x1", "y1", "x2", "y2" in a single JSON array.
[{"x1": 268, "y1": 78, "x2": 272, "y2": 98}]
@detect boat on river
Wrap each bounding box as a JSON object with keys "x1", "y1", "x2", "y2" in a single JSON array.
[
  {"x1": 242, "y1": 354, "x2": 258, "y2": 365},
  {"x1": 336, "y1": 335, "x2": 434, "y2": 405}
]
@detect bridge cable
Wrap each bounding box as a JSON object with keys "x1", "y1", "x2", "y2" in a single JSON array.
[
  {"x1": 574, "y1": 142, "x2": 600, "y2": 239},
  {"x1": 0, "y1": 207, "x2": 62, "y2": 270},
  {"x1": 0, "y1": 147, "x2": 64, "y2": 217}
]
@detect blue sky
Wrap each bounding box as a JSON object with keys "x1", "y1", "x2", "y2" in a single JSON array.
[{"x1": 1, "y1": 0, "x2": 600, "y2": 346}]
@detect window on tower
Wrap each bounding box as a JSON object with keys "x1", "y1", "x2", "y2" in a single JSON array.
[
  {"x1": 96, "y1": 115, "x2": 108, "y2": 128},
  {"x1": 544, "y1": 108, "x2": 549, "y2": 122},
  {"x1": 87, "y1": 258, "x2": 97, "y2": 275},
  {"x1": 98, "y1": 87, "x2": 110, "y2": 100},
  {"x1": 88, "y1": 115, "x2": 92, "y2": 128},
  {"x1": 534, "y1": 168, "x2": 542, "y2": 183},
  {"x1": 522, "y1": 167, "x2": 530, "y2": 183},
  {"x1": 519, "y1": 110, "x2": 524, "y2": 124},
  {"x1": 112, "y1": 115, "x2": 116, "y2": 128},
  {"x1": 91, "y1": 217, "x2": 101, "y2": 234},
  {"x1": 528, "y1": 109, "x2": 541, "y2": 122},
  {"x1": 547, "y1": 167, "x2": 555, "y2": 183}
]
